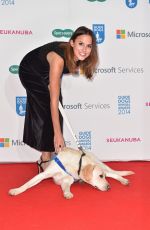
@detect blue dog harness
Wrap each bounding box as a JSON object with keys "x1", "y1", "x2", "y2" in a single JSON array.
[
  {"x1": 53, "y1": 156, "x2": 76, "y2": 179},
  {"x1": 53, "y1": 153, "x2": 86, "y2": 181},
  {"x1": 53, "y1": 156, "x2": 70, "y2": 174}
]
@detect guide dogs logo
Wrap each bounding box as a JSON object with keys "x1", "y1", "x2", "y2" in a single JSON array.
[
  {"x1": 79, "y1": 131, "x2": 92, "y2": 150},
  {"x1": 93, "y1": 24, "x2": 105, "y2": 44},
  {"x1": 16, "y1": 96, "x2": 26, "y2": 116},
  {"x1": 0, "y1": 0, "x2": 15, "y2": 5},
  {"x1": 118, "y1": 96, "x2": 130, "y2": 115},
  {"x1": 125, "y1": 0, "x2": 137, "y2": 8}
]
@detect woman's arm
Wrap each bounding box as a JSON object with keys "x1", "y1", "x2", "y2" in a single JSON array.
[{"x1": 47, "y1": 51, "x2": 65, "y2": 152}]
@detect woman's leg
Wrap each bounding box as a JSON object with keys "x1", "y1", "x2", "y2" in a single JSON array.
[
  {"x1": 41, "y1": 151, "x2": 52, "y2": 161},
  {"x1": 38, "y1": 151, "x2": 55, "y2": 173}
]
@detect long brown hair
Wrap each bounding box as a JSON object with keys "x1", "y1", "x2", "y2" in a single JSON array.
[{"x1": 61, "y1": 26, "x2": 99, "y2": 79}]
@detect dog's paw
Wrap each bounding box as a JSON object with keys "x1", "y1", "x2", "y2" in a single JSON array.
[
  {"x1": 8, "y1": 188, "x2": 20, "y2": 196},
  {"x1": 121, "y1": 178, "x2": 129, "y2": 186},
  {"x1": 64, "y1": 192, "x2": 74, "y2": 199}
]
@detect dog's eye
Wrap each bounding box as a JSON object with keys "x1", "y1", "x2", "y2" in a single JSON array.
[{"x1": 99, "y1": 175, "x2": 103, "y2": 178}]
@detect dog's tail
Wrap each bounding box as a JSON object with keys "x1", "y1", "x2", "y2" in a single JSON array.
[{"x1": 114, "y1": 170, "x2": 135, "y2": 176}]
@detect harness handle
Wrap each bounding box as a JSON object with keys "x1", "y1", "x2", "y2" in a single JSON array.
[{"x1": 59, "y1": 101, "x2": 83, "y2": 150}]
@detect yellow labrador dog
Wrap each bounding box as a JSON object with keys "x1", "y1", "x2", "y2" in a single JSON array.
[{"x1": 9, "y1": 147, "x2": 134, "y2": 199}]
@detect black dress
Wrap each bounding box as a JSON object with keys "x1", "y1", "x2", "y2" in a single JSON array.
[{"x1": 19, "y1": 42, "x2": 69, "y2": 152}]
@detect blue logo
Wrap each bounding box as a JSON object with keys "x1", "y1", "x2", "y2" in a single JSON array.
[
  {"x1": 16, "y1": 96, "x2": 26, "y2": 116},
  {"x1": 78, "y1": 131, "x2": 91, "y2": 150},
  {"x1": 87, "y1": 0, "x2": 106, "y2": 2},
  {"x1": 0, "y1": 0, "x2": 15, "y2": 6},
  {"x1": 125, "y1": 0, "x2": 137, "y2": 8},
  {"x1": 93, "y1": 24, "x2": 105, "y2": 44},
  {"x1": 118, "y1": 96, "x2": 130, "y2": 115}
]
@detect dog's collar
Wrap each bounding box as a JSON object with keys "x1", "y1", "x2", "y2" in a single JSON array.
[{"x1": 78, "y1": 152, "x2": 86, "y2": 175}]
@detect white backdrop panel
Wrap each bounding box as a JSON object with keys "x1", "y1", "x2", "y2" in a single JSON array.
[{"x1": 0, "y1": 0, "x2": 150, "y2": 162}]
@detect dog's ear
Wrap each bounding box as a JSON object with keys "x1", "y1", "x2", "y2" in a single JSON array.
[{"x1": 81, "y1": 164, "x2": 95, "y2": 182}]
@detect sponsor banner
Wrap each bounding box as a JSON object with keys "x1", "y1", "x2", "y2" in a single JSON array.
[
  {"x1": 118, "y1": 96, "x2": 130, "y2": 115},
  {"x1": 116, "y1": 29, "x2": 150, "y2": 39},
  {"x1": 87, "y1": 0, "x2": 107, "y2": 2},
  {"x1": 106, "y1": 137, "x2": 141, "y2": 143},
  {"x1": 63, "y1": 102, "x2": 110, "y2": 110},
  {"x1": 95, "y1": 66, "x2": 144, "y2": 76},
  {"x1": 9, "y1": 65, "x2": 19, "y2": 74},
  {"x1": 146, "y1": 102, "x2": 150, "y2": 107},
  {"x1": 16, "y1": 96, "x2": 26, "y2": 116},
  {"x1": 0, "y1": 138, "x2": 25, "y2": 147},
  {"x1": 125, "y1": 0, "x2": 137, "y2": 9},
  {"x1": 79, "y1": 131, "x2": 92, "y2": 150},
  {"x1": 93, "y1": 24, "x2": 105, "y2": 44},
  {"x1": 52, "y1": 29, "x2": 73, "y2": 38},
  {"x1": 0, "y1": 0, "x2": 15, "y2": 6},
  {"x1": 0, "y1": 138, "x2": 10, "y2": 147},
  {"x1": 0, "y1": 0, "x2": 150, "y2": 162},
  {"x1": 0, "y1": 30, "x2": 33, "y2": 35}
]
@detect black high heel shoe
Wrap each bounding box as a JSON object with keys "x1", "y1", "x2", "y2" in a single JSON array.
[{"x1": 37, "y1": 158, "x2": 51, "y2": 173}]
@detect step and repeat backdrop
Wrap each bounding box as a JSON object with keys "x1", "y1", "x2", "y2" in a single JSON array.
[{"x1": 0, "y1": 0, "x2": 150, "y2": 162}]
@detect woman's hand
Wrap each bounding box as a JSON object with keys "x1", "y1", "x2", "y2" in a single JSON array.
[{"x1": 54, "y1": 132, "x2": 65, "y2": 153}]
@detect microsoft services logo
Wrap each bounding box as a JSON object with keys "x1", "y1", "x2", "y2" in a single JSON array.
[
  {"x1": 116, "y1": 29, "x2": 150, "y2": 39},
  {"x1": 116, "y1": 30, "x2": 126, "y2": 39},
  {"x1": 0, "y1": 138, "x2": 10, "y2": 147},
  {"x1": 0, "y1": 138, "x2": 25, "y2": 147}
]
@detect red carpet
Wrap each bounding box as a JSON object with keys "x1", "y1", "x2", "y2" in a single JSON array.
[{"x1": 0, "y1": 161, "x2": 149, "y2": 230}]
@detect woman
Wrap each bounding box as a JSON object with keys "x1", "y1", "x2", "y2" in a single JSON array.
[{"x1": 19, "y1": 26, "x2": 98, "y2": 171}]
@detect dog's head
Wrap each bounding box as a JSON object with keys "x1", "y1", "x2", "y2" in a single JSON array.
[{"x1": 80, "y1": 164, "x2": 110, "y2": 191}]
